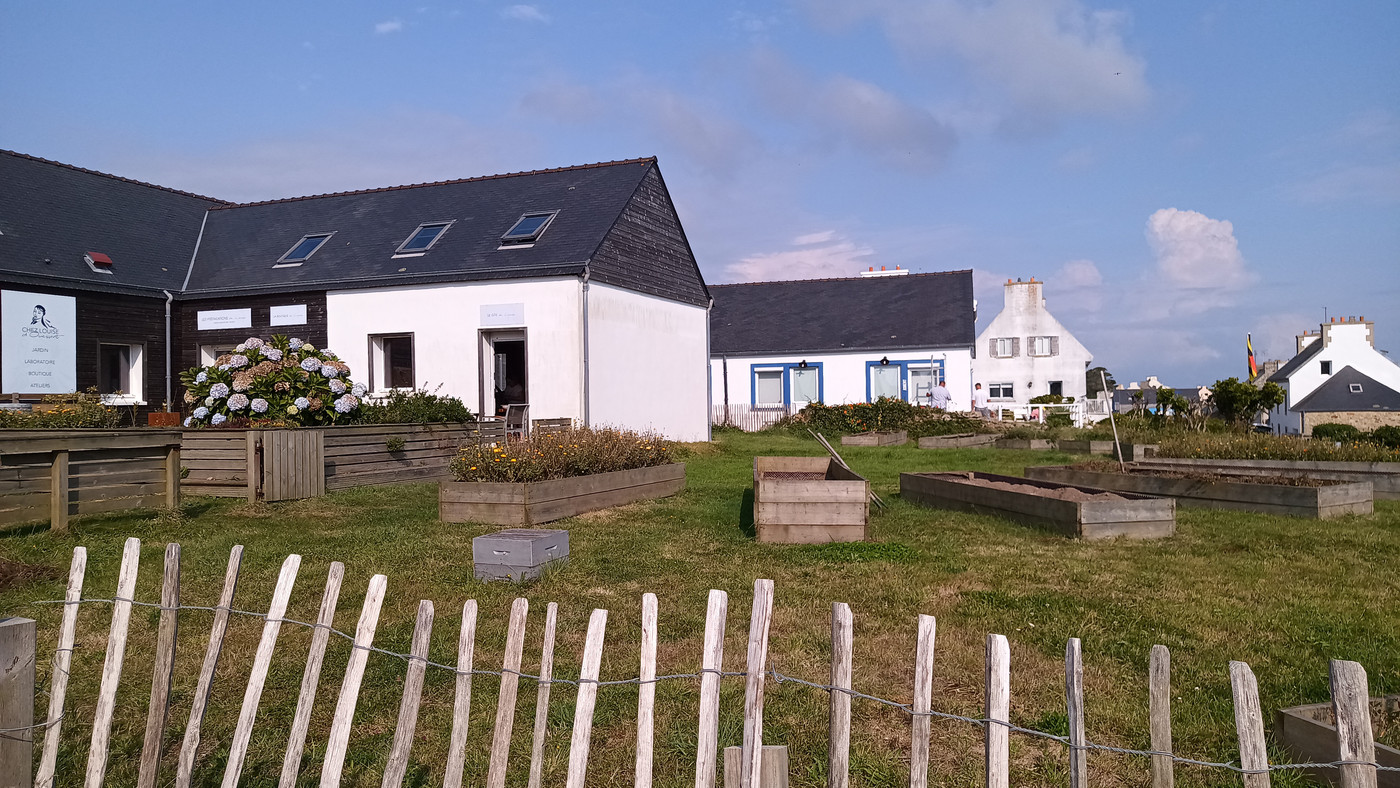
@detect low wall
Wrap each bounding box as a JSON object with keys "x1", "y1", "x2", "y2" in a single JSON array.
[
  {"x1": 0, "y1": 430, "x2": 181, "y2": 529},
  {"x1": 840, "y1": 431, "x2": 908, "y2": 447}
]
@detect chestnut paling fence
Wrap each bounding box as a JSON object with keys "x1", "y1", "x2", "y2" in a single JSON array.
[{"x1": 1, "y1": 539, "x2": 1393, "y2": 788}]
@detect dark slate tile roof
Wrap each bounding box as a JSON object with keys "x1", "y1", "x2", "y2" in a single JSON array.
[
  {"x1": 184, "y1": 158, "x2": 663, "y2": 297},
  {"x1": 1292, "y1": 366, "x2": 1400, "y2": 412},
  {"x1": 0, "y1": 149, "x2": 226, "y2": 296},
  {"x1": 709, "y1": 270, "x2": 974, "y2": 355},
  {"x1": 1267, "y1": 339, "x2": 1323, "y2": 382}
]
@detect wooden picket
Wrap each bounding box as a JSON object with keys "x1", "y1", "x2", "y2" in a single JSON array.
[{"x1": 15, "y1": 541, "x2": 1394, "y2": 788}]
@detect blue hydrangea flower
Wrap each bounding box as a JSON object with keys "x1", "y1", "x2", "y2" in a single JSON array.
[
  {"x1": 351, "y1": 383, "x2": 367, "y2": 397},
  {"x1": 183, "y1": 417, "x2": 194, "y2": 427},
  {"x1": 264, "y1": 348, "x2": 283, "y2": 361},
  {"x1": 228, "y1": 355, "x2": 249, "y2": 369},
  {"x1": 244, "y1": 337, "x2": 264, "y2": 349},
  {"x1": 251, "y1": 398, "x2": 269, "y2": 413},
  {"x1": 211, "y1": 413, "x2": 227, "y2": 425},
  {"x1": 195, "y1": 371, "x2": 208, "y2": 384},
  {"x1": 228, "y1": 393, "x2": 249, "y2": 410},
  {"x1": 320, "y1": 364, "x2": 338, "y2": 378},
  {"x1": 218, "y1": 364, "x2": 231, "y2": 371},
  {"x1": 289, "y1": 338, "x2": 304, "y2": 349},
  {"x1": 193, "y1": 406, "x2": 209, "y2": 419},
  {"x1": 300, "y1": 357, "x2": 320, "y2": 371},
  {"x1": 234, "y1": 343, "x2": 247, "y2": 352},
  {"x1": 333, "y1": 394, "x2": 359, "y2": 413},
  {"x1": 329, "y1": 379, "x2": 347, "y2": 394},
  {"x1": 294, "y1": 397, "x2": 310, "y2": 409},
  {"x1": 210, "y1": 383, "x2": 230, "y2": 398}
]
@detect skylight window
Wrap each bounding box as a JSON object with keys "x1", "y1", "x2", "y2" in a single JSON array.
[
  {"x1": 277, "y1": 233, "x2": 332, "y2": 266},
  {"x1": 1350, "y1": 383, "x2": 1364, "y2": 393},
  {"x1": 500, "y1": 211, "x2": 557, "y2": 247},
  {"x1": 395, "y1": 221, "x2": 453, "y2": 255}
]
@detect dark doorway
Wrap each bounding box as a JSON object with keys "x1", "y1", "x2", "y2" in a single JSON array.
[
  {"x1": 491, "y1": 338, "x2": 527, "y2": 416},
  {"x1": 1050, "y1": 380, "x2": 1063, "y2": 397}
]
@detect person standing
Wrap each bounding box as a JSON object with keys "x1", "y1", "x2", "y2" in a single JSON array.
[
  {"x1": 930, "y1": 380, "x2": 953, "y2": 410},
  {"x1": 972, "y1": 383, "x2": 992, "y2": 417}
]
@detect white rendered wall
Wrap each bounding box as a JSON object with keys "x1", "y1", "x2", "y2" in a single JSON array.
[
  {"x1": 973, "y1": 281, "x2": 1093, "y2": 405},
  {"x1": 1269, "y1": 320, "x2": 1400, "y2": 434},
  {"x1": 586, "y1": 282, "x2": 710, "y2": 442},
  {"x1": 326, "y1": 278, "x2": 584, "y2": 422},
  {"x1": 711, "y1": 347, "x2": 975, "y2": 410}
]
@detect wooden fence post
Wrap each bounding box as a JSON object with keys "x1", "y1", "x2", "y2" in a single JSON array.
[
  {"x1": 829, "y1": 603, "x2": 853, "y2": 788},
  {"x1": 1229, "y1": 661, "x2": 1271, "y2": 788},
  {"x1": 1149, "y1": 645, "x2": 1174, "y2": 788},
  {"x1": 741, "y1": 579, "x2": 775, "y2": 788},
  {"x1": 444, "y1": 600, "x2": 479, "y2": 788},
  {"x1": 724, "y1": 745, "x2": 789, "y2": 788},
  {"x1": 985, "y1": 634, "x2": 1010, "y2": 788},
  {"x1": 177, "y1": 545, "x2": 244, "y2": 788},
  {"x1": 0, "y1": 617, "x2": 36, "y2": 788},
  {"x1": 382, "y1": 600, "x2": 435, "y2": 788},
  {"x1": 565, "y1": 608, "x2": 610, "y2": 788},
  {"x1": 36, "y1": 546, "x2": 86, "y2": 788},
  {"x1": 695, "y1": 589, "x2": 729, "y2": 788},
  {"x1": 49, "y1": 449, "x2": 68, "y2": 531},
  {"x1": 636, "y1": 593, "x2": 659, "y2": 788},
  {"x1": 280, "y1": 562, "x2": 345, "y2": 788},
  {"x1": 527, "y1": 602, "x2": 559, "y2": 788},
  {"x1": 85, "y1": 537, "x2": 141, "y2": 788},
  {"x1": 1065, "y1": 638, "x2": 1087, "y2": 788},
  {"x1": 137, "y1": 543, "x2": 181, "y2": 788},
  {"x1": 486, "y1": 598, "x2": 529, "y2": 788},
  {"x1": 320, "y1": 574, "x2": 388, "y2": 788},
  {"x1": 165, "y1": 441, "x2": 181, "y2": 509},
  {"x1": 910, "y1": 614, "x2": 937, "y2": 788},
  {"x1": 1329, "y1": 660, "x2": 1377, "y2": 788},
  {"x1": 245, "y1": 431, "x2": 261, "y2": 503}
]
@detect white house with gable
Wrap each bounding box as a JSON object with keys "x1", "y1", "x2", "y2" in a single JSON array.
[
  {"x1": 972, "y1": 278, "x2": 1093, "y2": 406},
  {"x1": 1267, "y1": 315, "x2": 1400, "y2": 435}
]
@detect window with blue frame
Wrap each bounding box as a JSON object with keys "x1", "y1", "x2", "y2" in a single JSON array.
[
  {"x1": 751, "y1": 362, "x2": 823, "y2": 407},
  {"x1": 866, "y1": 359, "x2": 944, "y2": 404}
]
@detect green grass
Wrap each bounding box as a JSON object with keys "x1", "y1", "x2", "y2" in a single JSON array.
[{"x1": 2, "y1": 431, "x2": 1397, "y2": 787}]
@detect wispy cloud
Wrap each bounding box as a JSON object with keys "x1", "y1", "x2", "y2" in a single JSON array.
[
  {"x1": 724, "y1": 231, "x2": 875, "y2": 282},
  {"x1": 374, "y1": 19, "x2": 403, "y2": 34},
  {"x1": 501, "y1": 5, "x2": 550, "y2": 23}
]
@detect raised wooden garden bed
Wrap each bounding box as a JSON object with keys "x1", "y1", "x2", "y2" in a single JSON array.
[
  {"x1": 1056, "y1": 439, "x2": 1116, "y2": 455},
  {"x1": 900, "y1": 471, "x2": 1175, "y2": 539},
  {"x1": 917, "y1": 433, "x2": 998, "y2": 449},
  {"x1": 753, "y1": 456, "x2": 868, "y2": 544},
  {"x1": 1024, "y1": 464, "x2": 1373, "y2": 519},
  {"x1": 995, "y1": 438, "x2": 1053, "y2": 450},
  {"x1": 440, "y1": 463, "x2": 686, "y2": 526},
  {"x1": 1140, "y1": 457, "x2": 1400, "y2": 500},
  {"x1": 840, "y1": 430, "x2": 908, "y2": 447},
  {"x1": 1276, "y1": 699, "x2": 1400, "y2": 788}
]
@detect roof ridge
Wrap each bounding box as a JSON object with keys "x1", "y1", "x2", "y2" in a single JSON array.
[
  {"x1": 212, "y1": 156, "x2": 659, "y2": 211},
  {"x1": 0, "y1": 148, "x2": 231, "y2": 204},
  {"x1": 710, "y1": 269, "x2": 972, "y2": 287}
]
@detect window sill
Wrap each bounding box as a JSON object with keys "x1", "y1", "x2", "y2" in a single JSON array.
[
  {"x1": 100, "y1": 397, "x2": 147, "y2": 407},
  {"x1": 391, "y1": 252, "x2": 426, "y2": 259},
  {"x1": 496, "y1": 243, "x2": 535, "y2": 250},
  {"x1": 272, "y1": 262, "x2": 304, "y2": 268}
]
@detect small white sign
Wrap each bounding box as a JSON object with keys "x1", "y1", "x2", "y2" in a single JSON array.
[
  {"x1": 481, "y1": 303, "x2": 525, "y2": 327},
  {"x1": 2, "y1": 290, "x2": 77, "y2": 394},
  {"x1": 197, "y1": 308, "x2": 252, "y2": 330},
  {"x1": 270, "y1": 304, "x2": 308, "y2": 326}
]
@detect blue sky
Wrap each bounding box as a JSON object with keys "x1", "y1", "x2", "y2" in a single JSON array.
[{"x1": 3, "y1": 1, "x2": 1397, "y2": 386}]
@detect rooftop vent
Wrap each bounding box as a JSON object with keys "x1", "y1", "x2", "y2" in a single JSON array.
[{"x1": 84, "y1": 252, "x2": 114, "y2": 275}]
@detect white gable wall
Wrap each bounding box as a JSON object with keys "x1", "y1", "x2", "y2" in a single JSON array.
[
  {"x1": 1269, "y1": 319, "x2": 1400, "y2": 434},
  {"x1": 711, "y1": 347, "x2": 975, "y2": 410},
  {"x1": 973, "y1": 281, "x2": 1093, "y2": 406}
]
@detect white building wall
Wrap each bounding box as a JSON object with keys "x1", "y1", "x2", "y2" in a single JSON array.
[
  {"x1": 586, "y1": 282, "x2": 710, "y2": 442},
  {"x1": 1270, "y1": 319, "x2": 1400, "y2": 434},
  {"x1": 326, "y1": 278, "x2": 584, "y2": 423},
  {"x1": 972, "y1": 280, "x2": 1093, "y2": 406},
  {"x1": 711, "y1": 347, "x2": 975, "y2": 410}
]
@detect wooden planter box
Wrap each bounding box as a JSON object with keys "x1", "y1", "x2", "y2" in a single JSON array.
[
  {"x1": 1141, "y1": 457, "x2": 1400, "y2": 500},
  {"x1": 900, "y1": 471, "x2": 1175, "y2": 539},
  {"x1": 1276, "y1": 699, "x2": 1400, "y2": 788},
  {"x1": 440, "y1": 463, "x2": 686, "y2": 526},
  {"x1": 753, "y1": 457, "x2": 868, "y2": 544},
  {"x1": 995, "y1": 438, "x2": 1053, "y2": 450},
  {"x1": 840, "y1": 430, "x2": 908, "y2": 447},
  {"x1": 918, "y1": 433, "x2": 999, "y2": 449},
  {"x1": 1025, "y1": 465, "x2": 1373, "y2": 519},
  {"x1": 1056, "y1": 440, "x2": 1116, "y2": 455}
]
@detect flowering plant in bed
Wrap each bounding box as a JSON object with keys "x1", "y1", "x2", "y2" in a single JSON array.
[
  {"x1": 178, "y1": 335, "x2": 365, "y2": 427},
  {"x1": 450, "y1": 427, "x2": 674, "y2": 483}
]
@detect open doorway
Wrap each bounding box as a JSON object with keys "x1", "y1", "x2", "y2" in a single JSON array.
[{"x1": 481, "y1": 330, "x2": 527, "y2": 417}]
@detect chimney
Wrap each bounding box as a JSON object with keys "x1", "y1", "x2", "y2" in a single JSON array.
[{"x1": 1004, "y1": 277, "x2": 1044, "y2": 312}]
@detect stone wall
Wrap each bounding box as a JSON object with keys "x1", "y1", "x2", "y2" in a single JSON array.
[{"x1": 1301, "y1": 410, "x2": 1400, "y2": 435}]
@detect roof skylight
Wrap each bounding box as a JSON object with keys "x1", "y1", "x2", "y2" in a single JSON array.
[
  {"x1": 1350, "y1": 383, "x2": 1364, "y2": 393},
  {"x1": 395, "y1": 221, "x2": 453, "y2": 255},
  {"x1": 277, "y1": 233, "x2": 332, "y2": 266},
  {"x1": 500, "y1": 211, "x2": 557, "y2": 247}
]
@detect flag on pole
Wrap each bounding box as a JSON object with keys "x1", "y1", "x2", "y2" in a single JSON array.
[{"x1": 1247, "y1": 333, "x2": 1258, "y2": 379}]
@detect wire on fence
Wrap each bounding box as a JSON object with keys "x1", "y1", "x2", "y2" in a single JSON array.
[{"x1": 28, "y1": 595, "x2": 1400, "y2": 775}]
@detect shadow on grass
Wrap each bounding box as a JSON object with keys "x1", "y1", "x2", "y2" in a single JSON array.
[{"x1": 738, "y1": 487, "x2": 755, "y2": 538}]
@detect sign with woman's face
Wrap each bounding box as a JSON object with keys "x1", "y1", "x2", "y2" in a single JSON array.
[{"x1": 3, "y1": 289, "x2": 76, "y2": 393}]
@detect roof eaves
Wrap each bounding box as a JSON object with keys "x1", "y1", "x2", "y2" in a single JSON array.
[{"x1": 175, "y1": 261, "x2": 591, "y2": 299}]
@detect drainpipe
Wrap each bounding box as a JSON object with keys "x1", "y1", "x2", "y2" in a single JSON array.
[
  {"x1": 163, "y1": 290, "x2": 173, "y2": 413},
  {"x1": 580, "y1": 269, "x2": 591, "y2": 427}
]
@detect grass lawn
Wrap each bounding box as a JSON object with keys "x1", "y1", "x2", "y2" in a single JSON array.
[{"x1": 1, "y1": 430, "x2": 1396, "y2": 787}]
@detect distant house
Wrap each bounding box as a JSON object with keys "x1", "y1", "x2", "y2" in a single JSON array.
[
  {"x1": 972, "y1": 278, "x2": 1093, "y2": 407},
  {"x1": 1267, "y1": 316, "x2": 1400, "y2": 435},
  {"x1": 708, "y1": 269, "x2": 976, "y2": 415}
]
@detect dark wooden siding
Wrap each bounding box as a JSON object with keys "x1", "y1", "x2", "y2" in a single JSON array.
[
  {"x1": 174, "y1": 291, "x2": 328, "y2": 384},
  {"x1": 589, "y1": 166, "x2": 709, "y2": 306}
]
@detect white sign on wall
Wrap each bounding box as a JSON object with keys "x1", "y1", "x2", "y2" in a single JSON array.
[
  {"x1": 197, "y1": 308, "x2": 252, "y2": 330},
  {"x1": 481, "y1": 303, "x2": 525, "y2": 327},
  {"x1": 2, "y1": 289, "x2": 77, "y2": 394},
  {"x1": 270, "y1": 304, "x2": 308, "y2": 326}
]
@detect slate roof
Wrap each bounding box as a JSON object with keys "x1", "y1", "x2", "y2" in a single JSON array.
[
  {"x1": 183, "y1": 157, "x2": 705, "y2": 302},
  {"x1": 709, "y1": 270, "x2": 975, "y2": 355},
  {"x1": 1292, "y1": 366, "x2": 1400, "y2": 412},
  {"x1": 1267, "y1": 339, "x2": 1324, "y2": 383},
  {"x1": 0, "y1": 150, "x2": 227, "y2": 296}
]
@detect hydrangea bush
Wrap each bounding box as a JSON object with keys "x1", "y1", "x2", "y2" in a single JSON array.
[{"x1": 179, "y1": 335, "x2": 365, "y2": 427}]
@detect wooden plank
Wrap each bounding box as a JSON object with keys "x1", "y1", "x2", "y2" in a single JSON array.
[
  {"x1": 910, "y1": 614, "x2": 937, "y2": 788},
  {"x1": 527, "y1": 602, "x2": 559, "y2": 788},
  {"x1": 137, "y1": 543, "x2": 181, "y2": 788},
  {"x1": 1066, "y1": 638, "x2": 1087, "y2": 788},
  {"x1": 829, "y1": 603, "x2": 853, "y2": 788},
  {"x1": 2, "y1": 432, "x2": 181, "y2": 455},
  {"x1": 1329, "y1": 660, "x2": 1377, "y2": 788},
  {"x1": 175, "y1": 544, "x2": 244, "y2": 788},
  {"x1": 1149, "y1": 645, "x2": 1174, "y2": 788},
  {"x1": 382, "y1": 600, "x2": 435, "y2": 788},
  {"x1": 1230, "y1": 660, "x2": 1271, "y2": 788},
  {"x1": 754, "y1": 502, "x2": 868, "y2": 525},
  {"x1": 36, "y1": 546, "x2": 86, "y2": 788},
  {"x1": 486, "y1": 597, "x2": 529, "y2": 788},
  {"x1": 740, "y1": 579, "x2": 775, "y2": 788},
  {"x1": 0, "y1": 617, "x2": 35, "y2": 788},
  {"x1": 564, "y1": 608, "x2": 609, "y2": 788},
  {"x1": 246, "y1": 431, "x2": 260, "y2": 503},
  {"x1": 636, "y1": 593, "x2": 659, "y2": 788},
  {"x1": 49, "y1": 450, "x2": 67, "y2": 532},
  {"x1": 84, "y1": 537, "x2": 141, "y2": 788},
  {"x1": 319, "y1": 574, "x2": 388, "y2": 788},
  {"x1": 443, "y1": 600, "x2": 479, "y2": 788},
  {"x1": 279, "y1": 561, "x2": 345, "y2": 788},
  {"x1": 222, "y1": 554, "x2": 302, "y2": 788},
  {"x1": 75, "y1": 494, "x2": 170, "y2": 516},
  {"x1": 695, "y1": 589, "x2": 729, "y2": 788},
  {"x1": 755, "y1": 524, "x2": 866, "y2": 545},
  {"x1": 985, "y1": 634, "x2": 1010, "y2": 788}
]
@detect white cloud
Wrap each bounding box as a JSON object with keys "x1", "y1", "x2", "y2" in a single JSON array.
[
  {"x1": 1145, "y1": 208, "x2": 1252, "y2": 291},
  {"x1": 1058, "y1": 258, "x2": 1102, "y2": 288},
  {"x1": 374, "y1": 19, "x2": 403, "y2": 34},
  {"x1": 724, "y1": 232, "x2": 875, "y2": 282},
  {"x1": 501, "y1": 5, "x2": 550, "y2": 23}
]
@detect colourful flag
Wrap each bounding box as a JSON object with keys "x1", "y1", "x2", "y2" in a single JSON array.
[{"x1": 1247, "y1": 333, "x2": 1258, "y2": 379}]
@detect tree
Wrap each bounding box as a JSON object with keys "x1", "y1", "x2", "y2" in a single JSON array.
[
  {"x1": 1209, "y1": 377, "x2": 1285, "y2": 425},
  {"x1": 1086, "y1": 366, "x2": 1117, "y2": 399}
]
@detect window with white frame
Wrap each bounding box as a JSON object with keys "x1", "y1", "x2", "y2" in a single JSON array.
[
  {"x1": 369, "y1": 334, "x2": 415, "y2": 391},
  {"x1": 790, "y1": 366, "x2": 821, "y2": 404},
  {"x1": 989, "y1": 382, "x2": 1014, "y2": 400},
  {"x1": 992, "y1": 337, "x2": 1017, "y2": 358},
  {"x1": 754, "y1": 369, "x2": 784, "y2": 406},
  {"x1": 199, "y1": 344, "x2": 238, "y2": 366},
  {"x1": 1029, "y1": 336, "x2": 1058, "y2": 356},
  {"x1": 98, "y1": 343, "x2": 144, "y2": 403}
]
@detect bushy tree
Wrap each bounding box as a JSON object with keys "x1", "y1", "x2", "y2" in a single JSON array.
[
  {"x1": 1086, "y1": 367, "x2": 1116, "y2": 399},
  {"x1": 180, "y1": 335, "x2": 365, "y2": 427},
  {"x1": 1209, "y1": 377, "x2": 1284, "y2": 425}
]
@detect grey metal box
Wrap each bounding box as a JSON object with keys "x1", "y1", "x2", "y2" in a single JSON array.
[{"x1": 472, "y1": 529, "x2": 568, "y2": 582}]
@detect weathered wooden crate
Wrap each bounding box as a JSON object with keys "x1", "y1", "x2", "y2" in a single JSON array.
[
  {"x1": 1056, "y1": 440, "x2": 1116, "y2": 455},
  {"x1": 753, "y1": 456, "x2": 868, "y2": 544},
  {"x1": 1276, "y1": 698, "x2": 1400, "y2": 788},
  {"x1": 994, "y1": 438, "x2": 1053, "y2": 450},
  {"x1": 840, "y1": 430, "x2": 908, "y2": 447},
  {"x1": 1025, "y1": 465, "x2": 1374, "y2": 519},
  {"x1": 440, "y1": 463, "x2": 686, "y2": 525},
  {"x1": 917, "y1": 433, "x2": 999, "y2": 449},
  {"x1": 1140, "y1": 457, "x2": 1400, "y2": 500},
  {"x1": 900, "y1": 471, "x2": 1175, "y2": 539}
]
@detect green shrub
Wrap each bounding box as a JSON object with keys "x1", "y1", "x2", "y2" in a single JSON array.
[
  {"x1": 774, "y1": 398, "x2": 986, "y2": 439},
  {"x1": 180, "y1": 335, "x2": 364, "y2": 427},
  {"x1": 0, "y1": 388, "x2": 119, "y2": 429},
  {"x1": 1310, "y1": 423, "x2": 1363, "y2": 443},
  {"x1": 356, "y1": 386, "x2": 473, "y2": 424},
  {"x1": 450, "y1": 426, "x2": 673, "y2": 482},
  {"x1": 385, "y1": 436, "x2": 406, "y2": 452},
  {"x1": 1369, "y1": 425, "x2": 1400, "y2": 449},
  {"x1": 1156, "y1": 432, "x2": 1400, "y2": 462}
]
